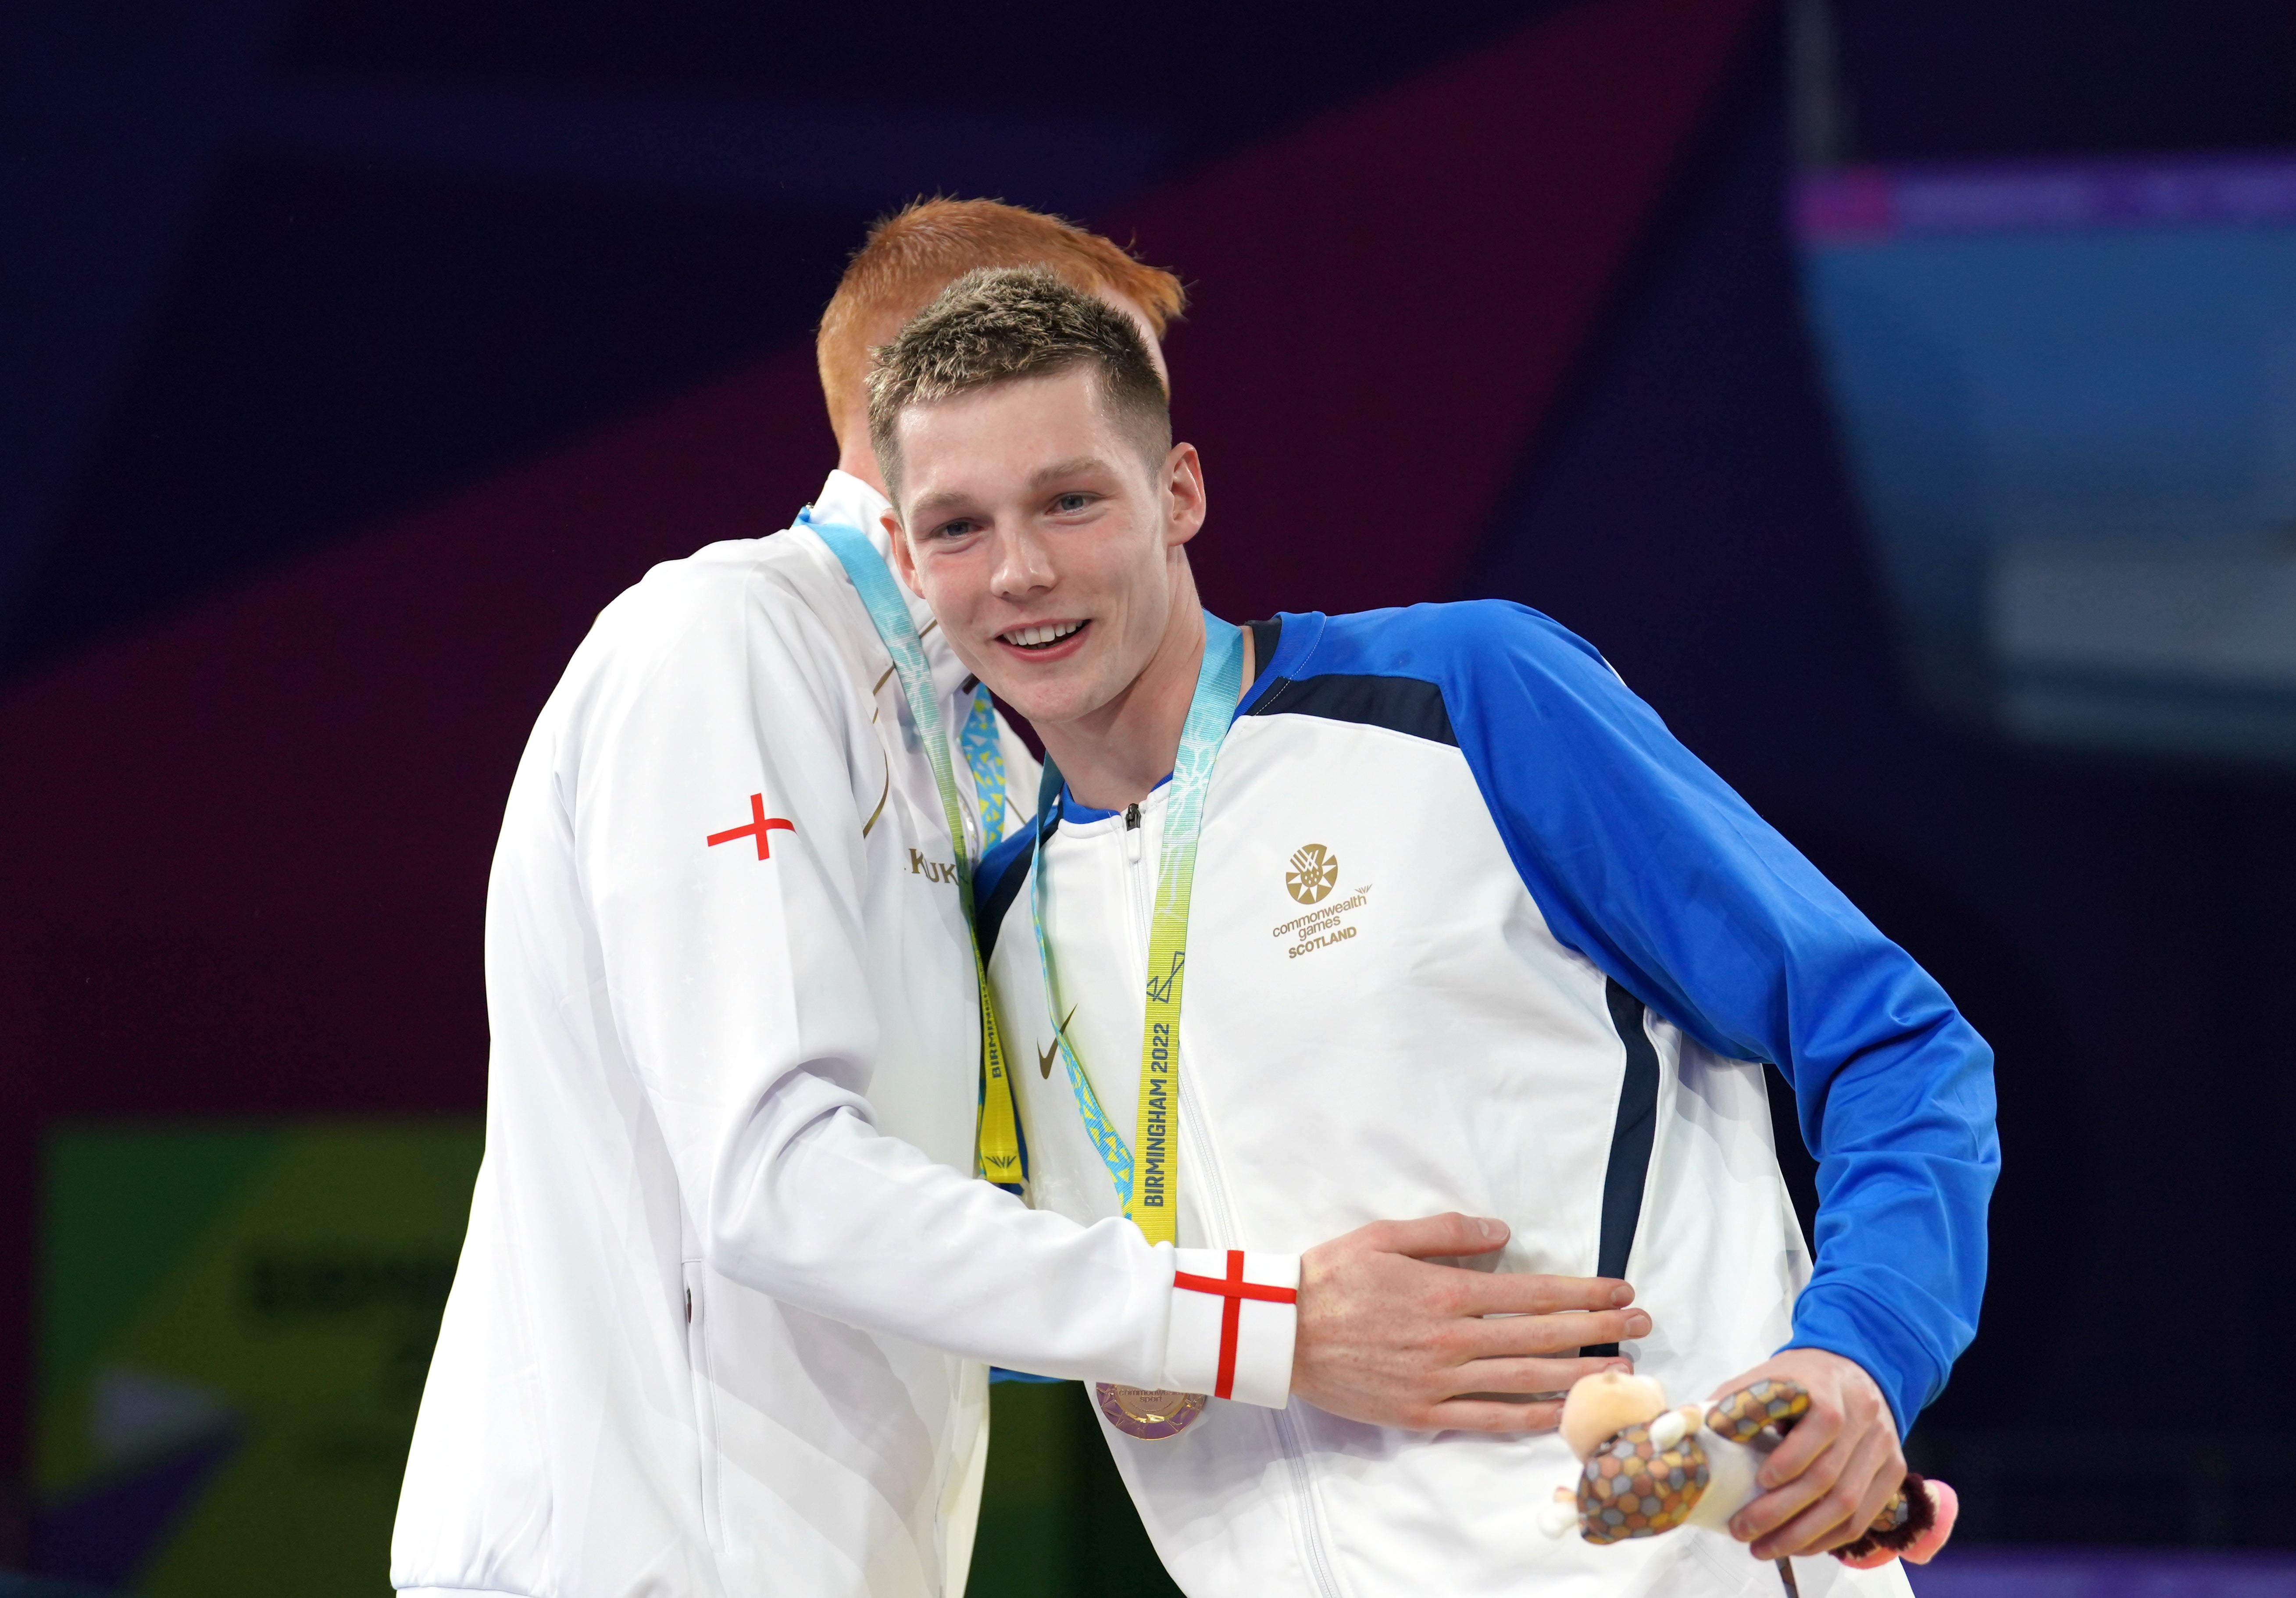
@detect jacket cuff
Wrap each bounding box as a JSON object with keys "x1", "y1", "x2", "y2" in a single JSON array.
[
  {"x1": 1162, "y1": 1248, "x2": 1298, "y2": 1409},
  {"x1": 1786, "y1": 1278, "x2": 1953, "y2": 1438}
]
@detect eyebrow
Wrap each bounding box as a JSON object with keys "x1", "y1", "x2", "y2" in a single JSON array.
[
  {"x1": 907, "y1": 487, "x2": 975, "y2": 520},
  {"x1": 1028, "y1": 455, "x2": 1113, "y2": 488},
  {"x1": 908, "y1": 455, "x2": 1118, "y2": 521}
]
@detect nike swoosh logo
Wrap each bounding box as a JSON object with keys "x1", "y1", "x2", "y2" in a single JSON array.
[{"x1": 1039, "y1": 1007, "x2": 1076, "y2": 1078}]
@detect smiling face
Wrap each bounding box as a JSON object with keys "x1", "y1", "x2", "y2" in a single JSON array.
[{"x1": 884, "y1": 363, "x2": 1206, "y2": 732}]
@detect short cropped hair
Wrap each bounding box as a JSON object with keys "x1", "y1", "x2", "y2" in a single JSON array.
[
  {"x1": 817, "y1": 198, "x2": 1185, "y2": 447},
  {"x1": 868, "y1": 268, "x2": 1173, "y2": 506}
]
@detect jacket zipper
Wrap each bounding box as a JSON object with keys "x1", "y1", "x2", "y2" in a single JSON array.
[
  {"x1": 1176, "y1": 1096, "x2": 1346, "y2": 1598},
  {"x1": 1117, "y1": 801, "x2": 1347, "y2": 1598},
  {"x1": 682, "y1": 1261, "x2": 722, "y2": 1548}
]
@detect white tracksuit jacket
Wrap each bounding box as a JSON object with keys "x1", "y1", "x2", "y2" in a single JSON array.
[
  {"x1": 390, "y1": 472, "x2": 1297, "y2": 1598},
  {"x1": 976, "y1": 606, "x2": 1997, "y2": 1598}
]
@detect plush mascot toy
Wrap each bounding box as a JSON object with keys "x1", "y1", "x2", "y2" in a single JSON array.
[{"x1": 1536, "y1": 1372, "x2": 1957, "y2": 1584}]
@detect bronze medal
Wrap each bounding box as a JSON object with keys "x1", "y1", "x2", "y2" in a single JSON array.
[
  {"x1": 1037, "y1": 624, "x2": 1250, "y2": 1450},
  {"x1": 1096, "y1": 1382, "x2": 1207, "y2": 1441}
]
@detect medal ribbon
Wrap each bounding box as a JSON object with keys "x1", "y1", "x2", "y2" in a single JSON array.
[
  {"x1": 807, "y1": 514, "x2": 1024, "y2": 1192},
  {"x1": 1031, "y1": 613, "x2": 1243, "y2": 1246},
  {"x1": 959, "y1": 686, "x2": 1009, "y2": 848}
]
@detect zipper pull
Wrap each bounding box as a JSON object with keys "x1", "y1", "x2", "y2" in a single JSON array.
[{"x1": 1125, "y1": 803, "x2": 1142, "y2": 863}]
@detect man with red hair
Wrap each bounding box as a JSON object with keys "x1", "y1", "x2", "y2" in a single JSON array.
[
  {"x1": 392, "y1": 201, "x2": 1649, "y2": 1598},
  {"x1": 814, "y1": 199, "x2": 1188, "y2": 494}
]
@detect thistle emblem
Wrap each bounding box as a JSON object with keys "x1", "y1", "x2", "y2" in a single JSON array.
[{"x1": 1284, "y1": 844, "x2": 1340, "y2": 905}]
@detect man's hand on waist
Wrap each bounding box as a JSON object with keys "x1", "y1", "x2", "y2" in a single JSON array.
[{"x1": 1290, "y1": 1213, "x2": 1648, "y2": 1434}]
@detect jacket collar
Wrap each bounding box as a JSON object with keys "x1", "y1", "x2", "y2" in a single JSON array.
[{"x1": 802, "y1": 470, "x2": 976, "y2": 706}]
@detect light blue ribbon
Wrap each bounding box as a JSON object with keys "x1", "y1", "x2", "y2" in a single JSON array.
[
  {"x1": 803, "y1": 511, "x2": 1008, "y2": 854},
  {"x1": 1031, "y1": 612, "x2": 1242, "y2": 1211}
]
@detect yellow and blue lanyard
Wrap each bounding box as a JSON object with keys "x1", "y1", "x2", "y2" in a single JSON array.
[
  {"x1": 806, "y1": 512, "x2": 1023, "y2": 1191},
  {"x1": 1030, "y1": 614, "x2": 1242, "y2": 1245}
]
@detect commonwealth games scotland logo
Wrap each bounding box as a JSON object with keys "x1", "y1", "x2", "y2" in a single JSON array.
[{"x1": 1284, "y1": 844, "x2": 1341, "y2": 905}]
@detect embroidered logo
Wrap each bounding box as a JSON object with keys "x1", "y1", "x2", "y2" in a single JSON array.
[
  {"x1": 1039, "y1": 1007, "x2": 1076, "y2": 1079},
  {"x1": 907, "y1": 847, "x2": 959, "y2": 885},
  {"x1": 1272, "y1": 878, "x2": 1375, "y2": 960},
  {"x1": 1283, "y1": 843, "x2": 1341, "y2": 905}
]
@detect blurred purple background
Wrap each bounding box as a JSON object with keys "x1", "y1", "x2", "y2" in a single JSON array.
[{"x1": 6, "y1": 0, "x2": 2296, "y2": 1584}]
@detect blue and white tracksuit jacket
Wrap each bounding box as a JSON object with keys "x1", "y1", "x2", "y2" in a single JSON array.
[{"x1": 976, "y1": 601, "x2": 1997, "y2": 1598}]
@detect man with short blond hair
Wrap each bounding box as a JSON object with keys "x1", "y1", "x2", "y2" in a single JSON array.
[
  {"x1": 393, "y1": 206, "x2": 1648, "y2": 1598},
  {"x1": 879, "y1": 268, "x2": 1997, "y2": 1596}
]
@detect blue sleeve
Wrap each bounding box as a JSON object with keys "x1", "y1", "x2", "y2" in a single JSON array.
[{"x1": 1420, "y1": 601, "x2": 1998, "y2": 1434}]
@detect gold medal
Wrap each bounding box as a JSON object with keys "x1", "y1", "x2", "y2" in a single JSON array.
[{"x1": 1096, "y1": 1381, "x2": 1207, "y2": 1441}]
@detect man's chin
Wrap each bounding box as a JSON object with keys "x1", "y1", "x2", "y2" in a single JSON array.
[{"x1": 982, "y1": 674, "x2": 1100, "y2": 735}]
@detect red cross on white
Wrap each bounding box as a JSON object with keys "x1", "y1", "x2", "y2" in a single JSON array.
[
  {"x1": 1172, "y1": 1249, "x2": 1299, "y2": 1401},
  {"x1": 707, "y1": 793, "x2": 796, "y2": 860}
]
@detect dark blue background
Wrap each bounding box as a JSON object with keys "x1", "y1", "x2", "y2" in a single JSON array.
[{"x1": 7, "y1": 0, "x2": 2296, "y2": 1559}]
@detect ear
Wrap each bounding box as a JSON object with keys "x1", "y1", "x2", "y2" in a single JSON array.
[
  {"x1": 1164, "y1": 442, "x2": 1207, "y2": 550},
  {"x1": 882, "y1": 510, "x2": 918, "y2": 589}
]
